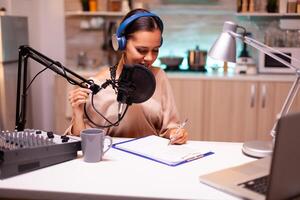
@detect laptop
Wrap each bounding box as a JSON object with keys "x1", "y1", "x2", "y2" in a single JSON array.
[{"x1": 199, "y1": 112, "x2": 300, "y2": 200}]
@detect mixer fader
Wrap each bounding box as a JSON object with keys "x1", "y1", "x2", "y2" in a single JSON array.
[{"x1": 0, "y1": 129, "x2": 81, "y2": 179}]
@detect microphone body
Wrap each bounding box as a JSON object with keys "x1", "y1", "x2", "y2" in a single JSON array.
[{"x1": 117, "y1": 64, "x2": 156, "y2": 105}]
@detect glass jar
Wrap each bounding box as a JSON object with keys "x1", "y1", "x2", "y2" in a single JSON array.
[
  {"x1": 287, "y1": 0, "x2": 297, "y2": 13},
  {"x1": 108, "y1": 0, "x2": 122, "y2": 12},
  {"x1": 284, "y1": 30, "x2": 297, "y2": 47},
  {"x1": 297, "y1": 30, "x2": 300, "y2": 47}
]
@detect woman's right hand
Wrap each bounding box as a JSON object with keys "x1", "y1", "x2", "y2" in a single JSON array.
[{"x1": 68, "y1": 88, "x2": 91, "y2": 117}]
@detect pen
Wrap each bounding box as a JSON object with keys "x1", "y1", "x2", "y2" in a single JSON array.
[{"x1": 168, "y1": 118, "x2": 188, "y2": 145}]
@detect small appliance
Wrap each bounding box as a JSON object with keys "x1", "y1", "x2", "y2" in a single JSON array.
[{"x1": 258, "y1": 47, "x2": 300, "y2": 74}]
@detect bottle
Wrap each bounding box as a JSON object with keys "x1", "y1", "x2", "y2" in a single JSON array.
[
  {"x1": 266, "y1": 0, "x2": 278, "y2": 13},
  {"x1": 81, "y1": 0, "x2": 89, "y2": 11},
  {"x1": 108, "y1": 0, "x2": 122, "y2": 11},
  {"x1": 0, "y1": 7, "x2": 6, "y2": 15},
  {"x1": 287, "y1": 0, "x2": 297, "y2": 13},
  {"x1": 237, "y1": 0, "x2": 242, "y2": 12},
  {"x1": 279, "y1": 0, "x2": 287, "y2": 13},
  {"x1": 89, "y1": 0, "x2": 97, "y2": 12},
  {"x1": 249, "y1": 0, "x2": 255, "y2": 12},
  {"x1": 122, "y1": 0, "x2": 130, "y2": 12},
  {"x1": 241, "y1": 0, "x2": 248, "y2": 12},
  {"x1": 223, "y1": 61, "x2": 228, "y2": 74},
  {"x1": 297, "y1": 0, "x2": 300, "y2": 13},
  {"x1": 259, "y1": 0, "x2": 268, "y2": 12}
]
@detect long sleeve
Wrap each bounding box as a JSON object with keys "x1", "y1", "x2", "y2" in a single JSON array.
[{"x1": 155, "y1": 69, "x2": 180, "y2": 136}]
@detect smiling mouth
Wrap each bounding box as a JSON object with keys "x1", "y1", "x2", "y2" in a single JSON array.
[{"x1": 139, "y1": 63, "x2": 149, "y2": 67}]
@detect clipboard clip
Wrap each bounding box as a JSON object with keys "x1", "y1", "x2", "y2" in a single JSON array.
[{"x1": 181, "y1": 152, "x2": 204, "y2": 161}]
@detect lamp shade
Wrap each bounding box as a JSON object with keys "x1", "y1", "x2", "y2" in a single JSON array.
[{"x1": 208, "y1": 21, "x2": 238, "y2": 63}]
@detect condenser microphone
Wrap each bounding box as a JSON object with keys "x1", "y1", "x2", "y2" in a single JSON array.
[{"x1": 117, "y1": 64, "x2": 156, "y2": 105}]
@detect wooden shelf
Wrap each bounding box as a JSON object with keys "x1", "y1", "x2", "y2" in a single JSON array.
[
  {"x1": 236, "y1": 12, "x2": 300, "y2": 19},
  {"x1": 65, "y1": 11, "x2": 126, "y2": 17}
]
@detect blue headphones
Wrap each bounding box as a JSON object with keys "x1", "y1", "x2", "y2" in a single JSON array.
[{"x1": 112, "y1": 12, "x2": 164, "y2": 51}]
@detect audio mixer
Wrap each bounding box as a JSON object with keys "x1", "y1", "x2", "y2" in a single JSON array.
[{"x1": 0, "y1": 129, "x2": 81, "y2": 179}]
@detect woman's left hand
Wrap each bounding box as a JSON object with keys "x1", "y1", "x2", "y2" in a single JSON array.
[{"x1": 168, "y1": 128, "x2": 188, "y2": 145}]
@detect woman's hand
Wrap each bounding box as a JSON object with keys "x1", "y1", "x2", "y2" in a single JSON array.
[
  {"x1": 168, "y1": 128, "x2": 188, "y2": 145},
  {"x1": 68, "y1": 88, "x2": 91, "y2": 117}
]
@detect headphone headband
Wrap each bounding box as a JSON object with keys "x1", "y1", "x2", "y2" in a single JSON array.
[
  {"x1": 116, "y1": 12, "x2": 163, "y2": 37},
  {"x1": 112, "y1": 11, "x2": 164, "y2": 51}
]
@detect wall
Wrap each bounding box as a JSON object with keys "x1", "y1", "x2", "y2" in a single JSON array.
[
  {"x1": 0, "y1": 0, "x2": 65, "y2": 131},
  {"x1": 64, "y1": 0, "x2": 262, "y2": 71},
  {"x1": 150, "y1": 0, "x2": 264, "y2": 70}
]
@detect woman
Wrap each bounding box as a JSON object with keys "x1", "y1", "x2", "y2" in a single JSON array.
[{"x1": 66, "y1": 8, "x2": 188, "y2": 144}]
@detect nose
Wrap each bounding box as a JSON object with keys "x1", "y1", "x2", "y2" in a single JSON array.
[{"x1": 143, "y1": 51, "x2": 156, "y2": 62}]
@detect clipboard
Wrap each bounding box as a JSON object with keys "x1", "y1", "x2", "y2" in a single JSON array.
[{"x1": 112, "y1": 135, "x2": 214, "y2": 167}]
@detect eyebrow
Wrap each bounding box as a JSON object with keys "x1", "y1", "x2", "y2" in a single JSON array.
[{"x1": 135, "y1": 46, "x2": 160, "y2": 49}]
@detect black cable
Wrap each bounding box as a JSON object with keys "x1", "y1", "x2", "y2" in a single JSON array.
[
  {"x1": 83, "y1": 98, "x2": 129, "y2": 128},
  {"x1": 25, "y1": 67, "x2": 47, "y2": 91},
  {"x1": 19, "y1": 57, "x2": 53, "y2": 123},
  {"x1": 55, "y1": 61, "x2": 81, "y2": 86},
  {"x1": 82, "y1": 63, "x2": 127, "y2": 128},
  {"x1": 89, "y1": 92, "x2": 114, "y2": 125}
]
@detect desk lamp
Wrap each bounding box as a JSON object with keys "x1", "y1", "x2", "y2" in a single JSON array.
[{"x1": 208, "y1": 21, "x2": 300, "y2": 158}]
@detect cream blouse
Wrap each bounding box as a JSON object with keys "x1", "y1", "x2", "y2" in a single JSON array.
[{"x1": 66, "y1": 66, "x2": 180, "y2": 138}]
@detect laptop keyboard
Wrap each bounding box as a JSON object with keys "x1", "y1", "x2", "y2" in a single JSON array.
[{"x1": 238, "y1": 175, "x2": 269, "y2": 195}]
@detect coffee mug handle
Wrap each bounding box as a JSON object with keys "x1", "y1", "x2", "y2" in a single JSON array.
[{"x1": 103, "y1": 136, "x2": 112, "y2": 154}]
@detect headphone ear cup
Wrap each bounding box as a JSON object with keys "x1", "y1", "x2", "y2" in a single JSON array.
[
  {"x1": 118, "y1": 36, "x2": 127, "y2": 51},
  {"x1": 112, "y1": 34, "x2": 120, "y2": 51}
]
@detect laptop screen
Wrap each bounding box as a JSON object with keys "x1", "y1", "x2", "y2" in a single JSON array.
[{"x1": 267, "y1": 113, "x2": 300, "y2": 200}]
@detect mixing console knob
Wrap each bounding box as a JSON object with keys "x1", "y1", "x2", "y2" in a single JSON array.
[
  {"x1": 61, "y1": 135, "x2": 70, "y2": 143},
  {"x1": 47, "y1": 131, "x2": 54, "y2": 139}
]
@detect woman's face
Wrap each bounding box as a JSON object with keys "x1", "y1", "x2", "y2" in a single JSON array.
[{"x1": 124, "y1": 29, "x2": 161, "y2": 68}]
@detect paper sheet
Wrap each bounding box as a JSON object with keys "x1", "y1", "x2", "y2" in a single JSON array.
[{"x1": 113, "y1": 135, "x2": 213, "y2": 166}]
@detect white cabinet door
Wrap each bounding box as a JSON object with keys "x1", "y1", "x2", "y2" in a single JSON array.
[
  {"x1": 169, "y1": 78, "x2": 205, "y2": 141},
  {"x1": 203, "y1": 80, "x2": 257, "y2": 142}
]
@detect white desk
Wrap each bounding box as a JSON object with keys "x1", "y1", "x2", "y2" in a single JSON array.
[{"x1": 0, "y1": 138, "x2": 255, "y2": 200}]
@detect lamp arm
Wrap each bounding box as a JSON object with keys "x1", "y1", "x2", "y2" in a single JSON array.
[
  {"x1": 229, "y1": 32, "x2": 300, "y2": 71},
  {"x1": 230, "y1": 30, "x2": 300, "y2": 67},
  {"x1": 270, "y1": 76, "x2": 300, "y2": 137},
  {"x1": 229, "y1": 31, "x2": 300, "y2": 139},
  {"x1": 245, "y1": 36, "x2": 300, "y2": 65}
]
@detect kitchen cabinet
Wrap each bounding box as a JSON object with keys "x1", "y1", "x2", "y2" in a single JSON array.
[
  {"x1": 168, "y1": 74, "x2": 300, "y2": 142},
  {"x1": 169, "y1": 78, "x2": 205, "y2": 141},
  {"x1": 202, "y1": 80, "x2": 258, "y2": 142},
  {"x1": 256, "y1": 81, "x2": 300, "y2": 139},
  {"x1": 202, "y1": 80, "x2": 300, "y2": 142}
]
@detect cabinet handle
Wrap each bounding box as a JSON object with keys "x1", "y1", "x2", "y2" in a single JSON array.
[
  {"x1": 250, "y1": 84, "x2": 256, "y2": 108},
  {"x1": 261, "y1": 84, "x2": 267, "y2": 108}
]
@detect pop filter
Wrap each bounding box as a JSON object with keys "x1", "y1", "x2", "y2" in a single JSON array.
[{"x1": 117, "y1": 64, "x2": 156, "y2": 105}]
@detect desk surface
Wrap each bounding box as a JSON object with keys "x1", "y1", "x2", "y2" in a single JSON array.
[{"x1": 0, "y1": 138, "x2": 255, "y2": 200}]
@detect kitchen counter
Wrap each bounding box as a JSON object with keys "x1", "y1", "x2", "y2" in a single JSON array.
[
  {"x1": 166, "y1": 71, "x2": 296, "y2": 82},
  {"x1": 64, "y1": 67, "x2": 296, "y2": 83}
]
